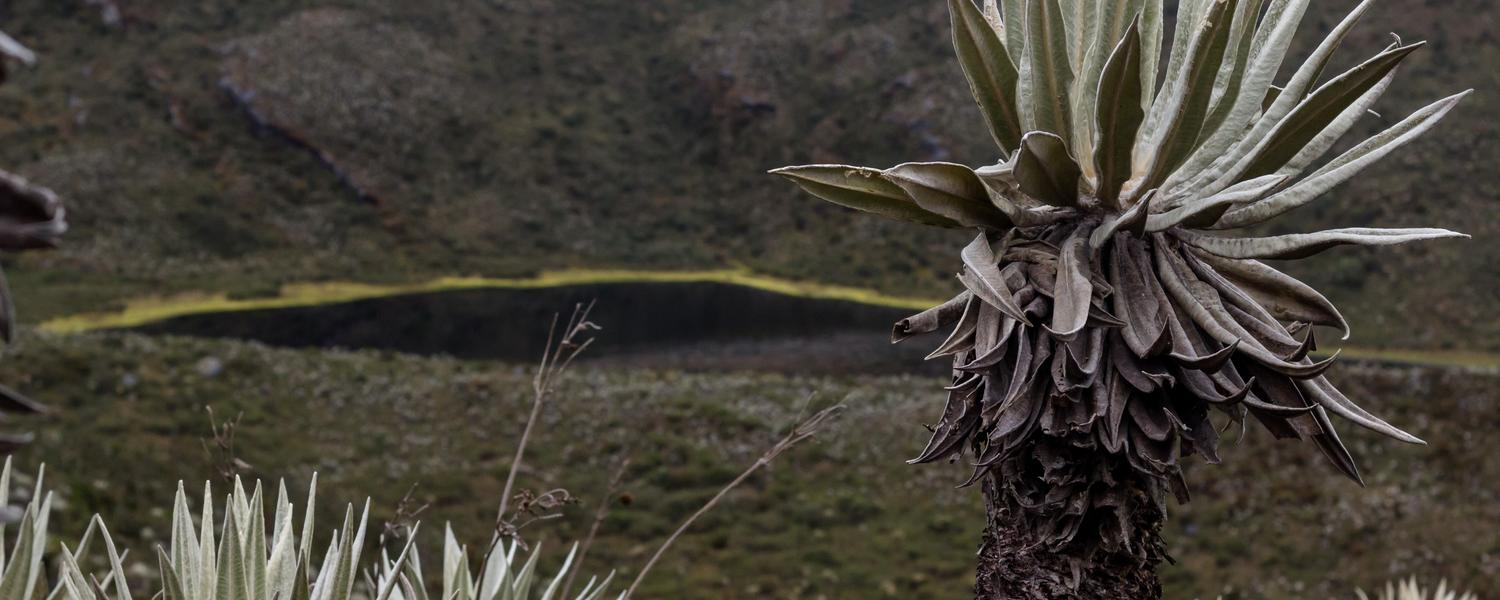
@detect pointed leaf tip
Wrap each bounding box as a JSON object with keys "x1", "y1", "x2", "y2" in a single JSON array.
[{"x1": 772, "y1": 164, "x2": 963, "y2": 228}]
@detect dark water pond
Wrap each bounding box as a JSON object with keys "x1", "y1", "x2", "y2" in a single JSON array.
[{"x1": 128, "y1": 283, "x2": 948, "y2": 375}]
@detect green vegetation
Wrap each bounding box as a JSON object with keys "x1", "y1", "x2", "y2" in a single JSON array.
[
  {"x1": 0, "y1": 0, "x2": 1493, "y2": 351},
  {"x1": 0, "y1": 330, "x2": 1494, "y2": 598}
]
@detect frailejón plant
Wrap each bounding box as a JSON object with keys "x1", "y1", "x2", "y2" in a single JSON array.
[
  {"x1": 54, "y1": 475, "x2": 613, "y2": 600},
  {"x1": 0, "y1": 31, "x2": 67, "y2": 451},
  {"x1": 1357, "y1": 578, "x2": 1479, "y2": 600},
  {"x1": 773, "y1": 0, "x2": 1470, "y2": 596},
  {"x1": 0, "y1": 457, "x2": 54, "y2": 600},
  {"x1": 367, "y1": 526, "x2": 613, "y2": 600}
]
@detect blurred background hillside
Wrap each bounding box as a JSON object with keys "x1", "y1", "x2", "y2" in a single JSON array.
[
  {"x1": 0, "y1": 0, "x2": 1494, "y2": 349},
  {"x1": 0, "y1": 1, "x2": 1496, "y2": 599}
]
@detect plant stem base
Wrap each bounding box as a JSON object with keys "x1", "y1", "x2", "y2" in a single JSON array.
[{"x1": 974, "y1": 463, "x2": 1167, "y2": 599}]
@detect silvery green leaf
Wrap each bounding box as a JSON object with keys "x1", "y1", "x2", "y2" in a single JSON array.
[
  {"x1": 311, "y1": 537, "x2": 339, "y2": 600},
  {"x1": 0, "y1": 506, "x2": 35, "y2": 600},
  {"x1": 1132, "y1": 0, "x2": 1238, "y2": 196},
  {"x1": 1073, "y1": 0, "x2": 1143, "y2": 185},
  {"x1": 28, "y1": 499, "x2": 50, "y2": 600},
  {"x1": 1165, "y1": 0, "x2": 1288, "y2": 191},
  {"x1": 231, "y1": 477, "x2": 250, "y2": 532},
  {"x1": 1013, "y1": 132, "x2": 1081, "y2": 207},
  {"x1": 267, "y1": 494, "x2": 298, "y2": 600},
  {"x1": 325, "y1": 506, "x2": 356, "y2": 600},
  {"x1": 1092, "y1": 16, "x2": 1146, "y2": 207},
  {"x1": 477, "y1": 538, "x2": 511, "y2": 600},
  {"x1": 373, "y1": 526, "x2": 419, "y2": 600},
  {"x1": 400, "y1": 572, "x2": 425, "y2": 600},
  {"x1": 1274, "y1": 72, "x2": 1394, "y2": 180},
  {"x1": 769, "y1": 165, "x2": 961, "y2": 228},
  {"x1": 288, "y1": 555, "x2": 309, "y2": 600},
  {"x1": 271, "y1": 481, "x2": 291, "y2": 553},
  {"x1": 1177, "y1": 228, "x2": 1468, "y2": 260},
  {"x1": 400, "y1": 536, "x2": 427, "y2": 600},
  {"x1": 442, "y1": 525, "x2": 468, "y2": 600},
  {"x1": 510, "y1": 542, "x2": 545, "y2": 600},
  {"x1": 344, "y1": 501, "x2": 371, "y2": 600},
  {"x1": 1157, "y1": 0, "x2": 1210, "y2": 112},
  {"x1": 215, "y1": 509, "x2": 245, "y2": 600},
  {"x1": 48, "y1": 519, "x2": 99, "y2": 600},
  {"x1": 575, "y1": 572, "x2": 616, "y2": 600},
  {"x1": 1216, "y1": 91, "x2": 1469, "y2": 229},
  {"x1": 982, "y1": 0, "x2": 1003, "y2": 32},
  {"x1": 883, "y1": 163, "x2": 1013, "y2": 229},
  {"x1": 299, "y1": 474, "x2": 317, "y2": 563},
  {"x1": 245, "y1": 484, "x2": 267, "y2": 600},
  {"x1": 0, "y1": 32, "x2": 34, "y2": 66},
  {"x1": 950, "y1": 0, "x2": 1024, "y2": 154},
  {"x1": 1201, "y1": 0, "x2": 1262, "y2": 125},
  {"x1": 1238, "y1": 43, "x2": 1424, "y2": 180},
  {"x1": 158, "y1": 549, "x2": 187, "y2": 600},
  {"x1": 0, "y1": 457, "x2": 8, "y2": 550},
  {"x1": 168, "y1": 484, "x2": 197, "y2": 589},
  {"x1": 536, "y1": 543, "x2": 579, "y2": 600},
  {"x1": 1204, "y1": 0, "x2": 1373, "y2": 192},
  {"x1": 55, "y1": 545, "x2": 90, "y2": 600},
  {"x1": 1139, "y1": 0, "x2": 1163, "y2": 111},
  {"x1": 1146, "y1": 174, "x2": 1285, "y2": 231},
  {"x1": 1060, "y1": 0, "x2": 1094, "y2": 74},
  {"x1": 198, "y1": 484, "x2": 216, "y2": 600},
  {"x1": 1001, "y1": 0, "x2": 1026, "y2": 55},
  {"x1": 1019, "y1": 0, "x2": 1073, "y2": 137},
  {"x1": 96, "y1": 518, "x2": 127, "y2": 600}
]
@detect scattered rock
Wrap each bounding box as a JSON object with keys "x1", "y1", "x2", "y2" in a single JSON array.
[{"x1": 196, "y1": 356, "x2": 224, "y2": 378}]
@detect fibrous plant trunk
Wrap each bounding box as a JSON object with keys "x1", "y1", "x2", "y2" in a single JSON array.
[{"x1": 975, "y1": 448, "x2": 1165, "y2": 599}]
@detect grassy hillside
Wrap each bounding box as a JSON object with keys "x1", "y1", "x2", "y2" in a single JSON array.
[
  {"x1": 0, "y1": 0, "x2": 1494, "y2": 350},
  {"x1": 0, "y1": 330, "x2": 1495, "y2": 598}
]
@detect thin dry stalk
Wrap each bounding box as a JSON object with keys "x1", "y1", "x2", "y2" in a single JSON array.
[
  {"x1": 380, "y1": 483, "x2": 430, "y2": 546},
  {"x1": 494, "y1": 301, "x2": 599, "y2": 532},
  {"x1": 200, "y1": 406, "x2": 251, "y2": 481},
  {"x1": 622, "y1": 402, "x2": 846, "y2": 599},
  {"x1": 559, "y1": 455, "x2": 632, "y2": 599}
]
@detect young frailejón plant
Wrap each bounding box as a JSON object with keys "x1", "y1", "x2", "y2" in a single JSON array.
[
  {"x1": 773, "y1": 0, "x2": 1469, "y2": 597},
  {"x1": 53, "y1": 475, "x2": 615, "y2": 600}
]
